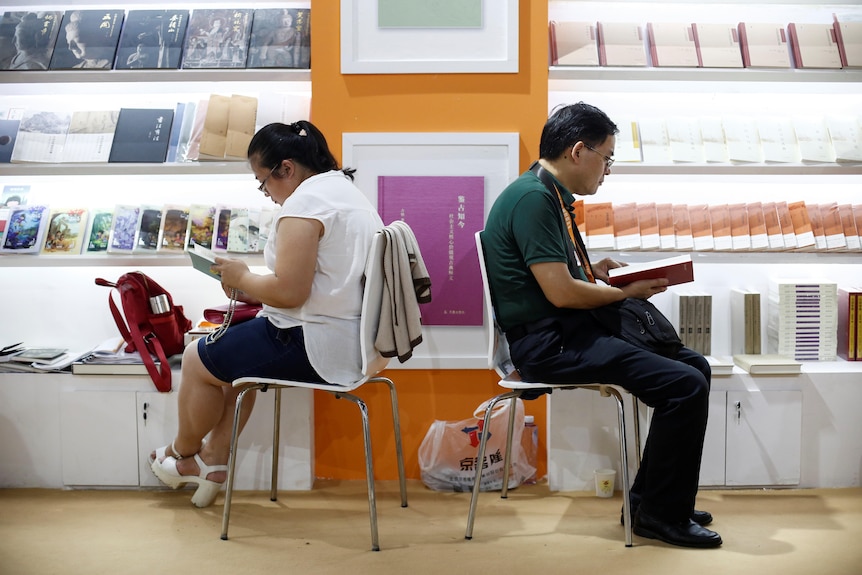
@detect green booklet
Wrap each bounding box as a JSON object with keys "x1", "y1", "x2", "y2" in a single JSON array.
[{"x1": 187, "y1": 243, "x2": 220, "y2": 280}]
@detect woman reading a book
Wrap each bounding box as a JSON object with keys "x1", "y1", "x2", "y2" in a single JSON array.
[
  {"x1": 481, "y1": 102, "x2": 721, "y2": 549},
  {"x1": 150, "y1": 121, "x2": 384, "y2": 507}
]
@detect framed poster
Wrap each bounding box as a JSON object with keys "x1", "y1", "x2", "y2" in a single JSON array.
[
  {"x1": 343, "y1": 132, "x2": 520, "y2": 367},
  {"x1": 340, "y1": 0, "x2": 519, "y2": 74}
]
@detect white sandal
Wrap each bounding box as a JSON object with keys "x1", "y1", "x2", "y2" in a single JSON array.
[
  {"x1": 150, "y1": 453, "x2": 228, "y2": 508},
  {"x1": 148, "y1": 440, "x2": 204, "y2": 465}
]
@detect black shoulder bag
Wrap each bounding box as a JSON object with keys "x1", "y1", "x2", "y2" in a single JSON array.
[{"x1": 530, "y1": 162, "x2": 683, "y2": 359}]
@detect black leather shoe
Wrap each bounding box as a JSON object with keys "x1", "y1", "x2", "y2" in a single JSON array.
[
  {"x1": 622, "y1": 507, "x2": 713, "y2": 526},
  {"x1": 633, "y1": 510, "x2": 722, "y2": 549}
]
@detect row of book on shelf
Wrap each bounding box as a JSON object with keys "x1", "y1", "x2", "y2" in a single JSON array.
[
  {"x1": 0, "y1": 336, "x2": 163, "y2": 375},
  {"x1": 0, "y1": 8, "x2": 310, "y2": 72},
  {"x1": 573, "y1": 200, "x2": 862, "y2": 253},
  {"x1": 0, "y1": 195, "x2": 277, "y2": 256},
  {"x1": 670, "y1": 280, "x2": 860, "y2": 375},
  {"x1": 549, "y1": 16, "x2": 861, "y2": 69},
  {"x1": 0, "y1": 91, "x2": 311, "y2": 165},
  {"x1": 610, "y1": 116, "x2": 862, "y2": 165}
]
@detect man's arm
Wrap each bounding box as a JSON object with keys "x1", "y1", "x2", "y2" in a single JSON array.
[{"x1": 531, "y1": 261, "x2": 668, "y2": 309}]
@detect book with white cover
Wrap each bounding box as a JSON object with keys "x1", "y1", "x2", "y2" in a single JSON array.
[
  {"x1": 255, "y1": 92, "x2": 311, "y2": 130},
  {"x1": 647, "y1": 22, "x2": 698, "y2": 67},
  {"x1": 613, "y1": 118, "x2": 643, "y2": 162},
  {"x1": 793, "y1": 116, "x2": 837, "y2": 163},
  {"x1": 757, "y1": 117, "x2": 801, "y2": 163},
  {"x1": 549, "y1": 21, "x2": 599, "y2": 66},
  {"x1": 597, "y1": 22, "x2": 647, "y2": 67},
  {"x1": 10, "y1": 109, "x2": 71, "y2": 163},
  {"x1": 738, "y1": 22, "x2": 792, "y2": 68},
  {"x1": 62, "y1": 110, "x2": 119, "y2": 163},
  {"x1": 699, "y1": 117, "x2": 729, "y2": 163},
  {"x1": 825, "y1": 116, "x2": 862, "y2": 162},
  {"x1": 705, "y1": 355, "x2": 734, "y2": 376},
  {"x1": 722, "y1": 116, "x2": 763, "y2": 163},
  {"x1": 833, "y1": 18, "x2": 862, "y2": 68},
  {"x1": 638, "y1": 118, "x2": 672, "y2": 163},
  {"x1": 733, "y1": 354, "x2": 801, "y2": 375},
  {"x1": 665, "y1": 117, "x2": 704, "y2": 163},
  {"x1": 788, "y1": 23, "x2": 841, "y2": 69},
  {"x1": 692, "y1": 23, "x2": 743, "y2": 68}
]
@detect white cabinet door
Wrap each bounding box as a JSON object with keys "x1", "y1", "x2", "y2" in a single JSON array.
[
  {"x1": 726, "y1": 390, "x2": 802, "y2": 486},
  {"x1": 136, "y1": 391, "x2": 179, "y2": 487},
  {"x1": 699, "y1": 391, "x2": 727, "y2": 487},
  {"x1": 60, "y1": 390, "x2": 139, "y2": 486}
]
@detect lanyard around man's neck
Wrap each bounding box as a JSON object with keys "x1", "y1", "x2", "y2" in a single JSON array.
[{"x1": 530, "y1": 162, "x2": 595, "y2": 284}]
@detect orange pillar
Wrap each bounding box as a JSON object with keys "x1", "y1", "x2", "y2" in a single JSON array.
[{"x1": 309, "y1": 1, "x2": 550, "y2": 481}]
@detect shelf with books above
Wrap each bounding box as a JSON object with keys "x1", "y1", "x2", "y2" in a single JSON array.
[
  {"x1": 0, "y1": 69, "x2": 310, "y2": 85},
  {"x1": 0, "y1": 162, "x2": 252, "y2": 177},
  {"x1": 0, "y1": 253, "x2": 264, "y2": 268}
]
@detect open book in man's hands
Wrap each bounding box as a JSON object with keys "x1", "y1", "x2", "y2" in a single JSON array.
[
  {"x1": 607, "y1": 254, "x2": 694, "y2": 287},
  {"x1": 187, "y1": 243, "x2": 221, "y2": 280}
]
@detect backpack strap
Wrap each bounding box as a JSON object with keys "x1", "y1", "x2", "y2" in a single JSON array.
[{"x1": 95, "y1": 277, "x2": 173, "y2": 392}]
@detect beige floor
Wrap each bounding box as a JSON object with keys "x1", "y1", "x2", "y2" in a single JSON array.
[{"x1": 1, "y1": 481, "x2": 860, "y2": 575}]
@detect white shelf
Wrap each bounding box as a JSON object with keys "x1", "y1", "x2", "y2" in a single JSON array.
[
  {"x1": 0, "y1": 162, "x2": 251, "y2": 177},
  {"x1": 605, "y1": 163, "x2": 862, "y2": 175},
  {"x1": 0, "y1": 253, "x2": 264, "y2": 268},
  {"x1": 0, "y1": 69, "x2": 310, "y2": 85}
]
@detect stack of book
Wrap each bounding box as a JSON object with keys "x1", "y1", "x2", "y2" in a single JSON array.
[
  {"x1": 671, "y1": 291, "x2": 713, "y2": 356},
  {"x1": 837, "y1": 286, "x2": 862, "y2": 361},
  {"x1": 767, "y1": 279, "x2": 838, "y2": 361}
]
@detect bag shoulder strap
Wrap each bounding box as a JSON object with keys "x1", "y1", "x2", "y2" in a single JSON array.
[
  {"x1": 529, "y1": 162, "x2": 595, "y2": 283},
  {"x1": 95, "y1": 276, "x2": 173, "y2": 393}
]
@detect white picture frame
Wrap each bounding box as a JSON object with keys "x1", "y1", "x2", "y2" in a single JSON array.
[
  {"x1": 340, "y1": 0, "x2": 519, "y2": 74},
  {"x1": 342, "y1": 131, "x2": 520, "y2": 369}
]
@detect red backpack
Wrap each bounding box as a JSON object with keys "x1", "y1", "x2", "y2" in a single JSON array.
[{"x1": 96, "y1": 272, "x2": 192, "y2": 392}]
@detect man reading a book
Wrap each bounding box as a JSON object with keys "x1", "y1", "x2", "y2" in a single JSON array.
[{"x1": 481, "y1": 102, "x2": 721, "y2": 549}]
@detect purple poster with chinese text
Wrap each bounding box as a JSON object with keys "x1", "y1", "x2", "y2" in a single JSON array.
[{"x1": 378, "y1": 175, "x2": 484, "y2": 326}]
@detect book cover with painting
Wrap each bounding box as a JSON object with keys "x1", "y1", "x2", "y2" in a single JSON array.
[
  {"x1": 181, "y1": 9, "x2": 252, "y2": 69},
  {"x1": 115, "y1": 10, "x2": 189, "y2": 70},
  {"x1": 9, "y1": 109, "x2": 71, "y2": 163},
  {"x1": 213, "y1": 206, "x2": 231, "y2": 252},
  {"x1": 0, "y1": 204, "x2": 48, "y2": 253},
  {"x1": 247, "y1": 8, "x2": 310, "y2": 69},
  {"x1": 0, "y1": 11, "x2": 63, "y2": 70},
  {"x1": 41, "y1": 208, "x2": 88, "y2": 255},
  {"x1": 186, "y1": 204, "x2": 215, "y2": 249},
  {"x1": 107, "y1": 204, "x2": 139, "y2": 253},
  {"x1": 158, "y1": 205, "x2": 190, "y2": 252},
  {"x1": 62, "y1": 110, "x2": 119, "y2": 163},
  {"x1": 49, "y1": 9, "x2": 124, "y2": 70},
  {"x1": 84, "y1": 208, "x2": 113, "y2": 252},
  {"x1": 378, "y1": 175, "x2": 484, "y2": 326}
]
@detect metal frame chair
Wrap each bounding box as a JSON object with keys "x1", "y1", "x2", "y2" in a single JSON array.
[
  {"x1": 466, "y1": 230, "x2": 641, "y2": 547},
  {"x1": 220, "y1": 230, "x2": 408, "y2": 551}
]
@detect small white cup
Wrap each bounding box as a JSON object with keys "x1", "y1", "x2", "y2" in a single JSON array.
[{"x1": 594, "y1": 468, "x2": 616, "y2": 498}]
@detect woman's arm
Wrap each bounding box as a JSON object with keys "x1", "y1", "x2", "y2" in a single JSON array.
[{"x1": 213, "y1": 216, "x2": 322, "y2": 308}]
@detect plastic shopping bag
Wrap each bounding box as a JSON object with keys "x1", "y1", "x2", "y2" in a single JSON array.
[{"x1": 418, "y1": 397, "x2": 536, "y2": 492}]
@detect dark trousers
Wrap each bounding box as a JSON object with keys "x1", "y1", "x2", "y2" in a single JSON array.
[{"x1": 508, "y1": 311, "x2": 711, "y2": 523}]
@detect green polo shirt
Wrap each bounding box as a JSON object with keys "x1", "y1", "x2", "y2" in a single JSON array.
[{"x1": 482, "y1": 169, "x2": 587, "y2": 332}]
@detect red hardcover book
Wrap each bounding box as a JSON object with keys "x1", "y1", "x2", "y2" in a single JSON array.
[{"x1": 607, "y1": 254, "x2": 694, "y2": 287}]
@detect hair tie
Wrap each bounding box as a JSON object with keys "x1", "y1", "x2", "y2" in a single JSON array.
[{"x1": 289, "y1": 123, "x2": 307, "y2": 137}]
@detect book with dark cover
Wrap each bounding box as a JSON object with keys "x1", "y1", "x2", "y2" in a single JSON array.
[
  {"x1": 0, "y1": 11, "x2": 63, "y2": 70},
  {"x1": 607, "y1": 254, "x2": 694, "y2": 287},
  {"x1": 181, "y1": 9, "x2": 252, "y2": 69},
  {"x1": 135, "y1": 206, "x2": 163, "y2": 251},
  {"x1": 247, "y1": 8, "x2": 310, "y2": 69},
  {"x1": 49, "y1": 9, "x2": 124, "y2": 70},
  {"x1": 115, "y1": 10, "x2": 189, "y2": 69},
  {"x1": 108, "y1": 108, "x2": 174, "y2": 163}
]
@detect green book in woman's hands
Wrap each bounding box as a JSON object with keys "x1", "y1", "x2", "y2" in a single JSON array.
[{"x1": 187, "y1": 243, "x2": 221, "y2": 280}]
